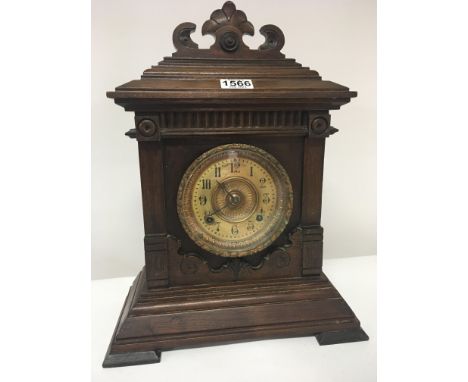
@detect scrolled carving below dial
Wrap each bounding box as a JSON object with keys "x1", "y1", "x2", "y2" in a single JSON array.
[
  {"x1": 180, "y1": 256, "x2": 201, "y2": 275},
  {"x1": 270, "y1": 248, "x2": 291, "y2": 268}
]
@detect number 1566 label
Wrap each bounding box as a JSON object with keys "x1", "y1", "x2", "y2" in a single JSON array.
[{"x1": 220, "y1": 79, "x2": 254, "y2": 89}]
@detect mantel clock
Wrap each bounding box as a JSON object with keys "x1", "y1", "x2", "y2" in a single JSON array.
[{"x1": 103, "y1": 1, "x2": 369, "y2": 367}]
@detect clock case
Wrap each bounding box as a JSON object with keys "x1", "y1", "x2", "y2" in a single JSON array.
[{"x1": 103, "y1": 1, "x2": 368, "y2": 367}]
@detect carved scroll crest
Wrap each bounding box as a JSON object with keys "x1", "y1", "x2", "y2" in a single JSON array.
[{"x1": 172, "y1": 1, "x2": 285, "y2": 58}]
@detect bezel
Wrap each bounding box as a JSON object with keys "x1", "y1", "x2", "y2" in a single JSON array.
[{"x1": 177, "y1": 143, "x2": 293, "y2": 257}]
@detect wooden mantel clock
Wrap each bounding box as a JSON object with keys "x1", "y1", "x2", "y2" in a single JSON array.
[{"x1": 103, "y1": 1, "x2": 368, "y2": 367}]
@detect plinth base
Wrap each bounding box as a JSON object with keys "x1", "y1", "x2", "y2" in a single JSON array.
[{"x1": 103, "y1": 268, "x2": 368, "y2": 367}]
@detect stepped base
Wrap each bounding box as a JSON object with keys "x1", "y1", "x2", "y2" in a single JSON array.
[{"x1": 103, "y1": 268, "x2": 368, "y2": 367}]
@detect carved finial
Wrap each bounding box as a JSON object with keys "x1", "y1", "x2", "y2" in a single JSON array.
[
  {"x1": 259, "y1": 24, "x2": 285, "y2": 52},
  {"x1": 201, "y1": 1, "x2": 254, "y2": 53},
  {"x1": 172, "y1": 22, "x2": 198, "y2": 51},
  {"x1": 172, "y1": 1, "x2": 285, "y2": 59}
]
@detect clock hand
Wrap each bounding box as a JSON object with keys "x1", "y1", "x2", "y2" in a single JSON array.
[
  {"x1": 206, "y1": 180, "x2": 240, "y2": 221},
  {"x1": 216, "y1": 180, "x2": 235, "y2": 198},
  {"x1": 206, "y1": 202, "x2": 229, "y2": 217}
]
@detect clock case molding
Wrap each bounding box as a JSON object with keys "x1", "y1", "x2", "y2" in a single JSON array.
[{"x1": 103, "y1": 1, "x2": 368, "y2": 367}]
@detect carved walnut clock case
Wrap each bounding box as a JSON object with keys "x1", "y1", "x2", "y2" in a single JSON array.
[{"x1": 103, "y1": 1, "x2": 369, "y2": 367}]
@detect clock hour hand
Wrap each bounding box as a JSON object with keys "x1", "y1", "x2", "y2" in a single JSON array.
[
  {"x1": 206, "y1": 202, "x2": 229, "y2": 217},
  {"x1": 204, "y1": 202, "x2": 229, "y2": 224}
]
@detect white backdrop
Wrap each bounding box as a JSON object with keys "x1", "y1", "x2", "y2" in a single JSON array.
[{"x1": 92, "y1": 0, "x2": 376, "y2": 280}]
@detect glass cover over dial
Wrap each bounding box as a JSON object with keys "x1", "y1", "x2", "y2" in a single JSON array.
[{"x1": 177, "y1": 144, "x2": 293, "y2": 257}]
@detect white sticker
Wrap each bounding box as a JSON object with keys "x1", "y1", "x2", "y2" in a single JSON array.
[{"x1": 220, "y1": 79, "x2": 254, "y2": 89}]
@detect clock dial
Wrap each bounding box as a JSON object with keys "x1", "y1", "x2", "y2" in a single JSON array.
[{"x1": 177, "y1": 144, "x2": 293, "y2": 257}]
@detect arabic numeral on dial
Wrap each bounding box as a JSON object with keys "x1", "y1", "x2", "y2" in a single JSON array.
[
  {"x1": 202, "y1": 179, "x2": 211, "y2": 189},
  {"x1": 231, "y1": 225, "x2": 239, "y2": 235},
  {"x1": 230, "y1": 160, "x2": 240, "y2": 173}
]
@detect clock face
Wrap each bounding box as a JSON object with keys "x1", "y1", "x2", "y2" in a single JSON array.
[{"x1": 177, "y1": 144, "x2": 293, "y2": 257}]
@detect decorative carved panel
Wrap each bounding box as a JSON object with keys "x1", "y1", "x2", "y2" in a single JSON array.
[{"x1": 168, "y1": 228, "x2": 304, "y2": 284}]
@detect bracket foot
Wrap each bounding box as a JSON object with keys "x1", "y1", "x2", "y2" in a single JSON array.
[
  {"x1": 316, "y1": 327, "x2": 369, "y2": 346},
  {"x1": 102, "y1": 349, "x2": 161, "y2": 368}
]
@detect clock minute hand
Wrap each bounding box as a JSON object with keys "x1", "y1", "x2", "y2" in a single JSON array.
[{"x1": 216, "y1": 180, "x2": 234, "y2": 198}]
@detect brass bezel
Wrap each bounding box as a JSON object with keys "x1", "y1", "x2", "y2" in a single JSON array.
[{"x1": 177, "y1": 143, "x2": 293, "y2": 257}]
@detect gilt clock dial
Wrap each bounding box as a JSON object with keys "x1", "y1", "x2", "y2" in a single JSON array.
[{"x1": 177, "y1": 144, "x2": 293, "y2": 257}]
